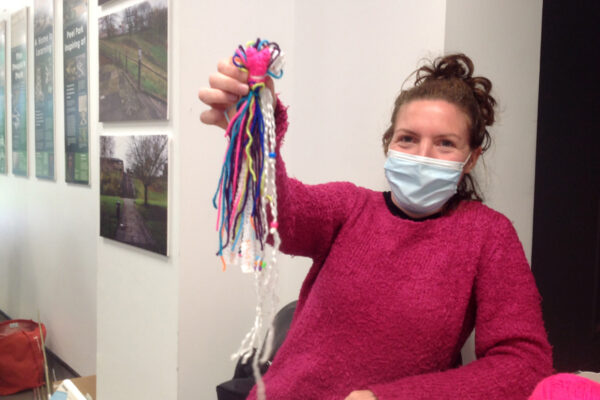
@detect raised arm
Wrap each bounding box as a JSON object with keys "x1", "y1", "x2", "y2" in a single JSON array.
[
  {"x1": 199, "y1": 58, "x2": 359, "y2": 261},
  {"x1": 269, "y1": 101, "x2": 360, "y2": 259}
]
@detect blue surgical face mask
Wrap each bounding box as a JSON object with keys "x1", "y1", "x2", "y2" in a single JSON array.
[{"x1": 384, "y1": 149, "x2": 471, "y2": 217}]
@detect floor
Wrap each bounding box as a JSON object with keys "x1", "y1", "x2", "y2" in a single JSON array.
[{"x1": 0, "y1": 312, "x2": 79, "y2": 400}]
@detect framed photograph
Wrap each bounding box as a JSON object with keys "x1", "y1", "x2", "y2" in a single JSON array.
[
  {"x1": 99, "y1": 0, "x2": 168, "y2": 122},
  {"x1": 100, "y1": 134, "x2": 169, "y2": 256}
]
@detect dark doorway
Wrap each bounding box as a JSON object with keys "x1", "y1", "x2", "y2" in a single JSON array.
[{"x1": 531, "y1": 1, "x2": 600, "y2": 371}]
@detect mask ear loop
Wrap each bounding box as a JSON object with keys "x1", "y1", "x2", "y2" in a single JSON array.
[
  {"x1": 462, "y1": 148, "x2": 483, "y2": 174},
  {"x1": 462, "y1": 152, "x2": 472, "y2": 168},
  {"x1": 460, "y1": 153, "x2": 472, "y2": 177}
]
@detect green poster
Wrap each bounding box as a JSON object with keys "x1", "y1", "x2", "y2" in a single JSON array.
[
  {"x1": 64, "y1": 0, "x2": 88, "y2": 184},
  {"x1": 0, "y1": 21, "x2": 6, "y2": 174},
  {"x1": 11, "y1": 9, "x2": 28, "y2": 177},
  {"x1": 34, "y1": 0, "x2": 55, "y2": 180}
]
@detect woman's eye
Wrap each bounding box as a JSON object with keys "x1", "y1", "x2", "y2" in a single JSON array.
[
  {"x1": 439, "y1": 139, "x2": 455, "y2": 147},
  {"x1": 398, "y1": 135, "x2": 415, "y2": 143}
]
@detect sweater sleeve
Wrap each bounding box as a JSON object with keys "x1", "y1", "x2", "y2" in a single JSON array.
[
  {"x1": 270, "y1": 99, "x2": 359, "y2": 260},
  {"x1": 368, "y1": 215, "x2": 553, "y2": 400}
]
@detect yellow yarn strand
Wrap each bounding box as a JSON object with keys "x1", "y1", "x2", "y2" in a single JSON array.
[{"x1": 245, "y1": 95, "x2": 257, "y2": 182}]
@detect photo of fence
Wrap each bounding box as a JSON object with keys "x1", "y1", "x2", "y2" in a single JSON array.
[{"x1": 99, "y1": 0, "x2": 168, "y2": 122}]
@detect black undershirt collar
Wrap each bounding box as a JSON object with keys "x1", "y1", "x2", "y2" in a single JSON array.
[{"x1": 383, "y1": 191, "x2": 443, "y2": 221}]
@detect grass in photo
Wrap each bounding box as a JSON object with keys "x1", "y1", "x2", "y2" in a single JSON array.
[
  {"x1": 100, "y1": 134, "x2": 168, "y2": 255},
  {"x1": 99, "y1": 0, "x2": 168, "y2": 121}
]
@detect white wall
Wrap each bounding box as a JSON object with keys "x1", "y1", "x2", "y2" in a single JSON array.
[
  {"x1": 0, "y1": 0, "x2": 97, "y2": 376},
  {"x1": 177, "y1": 1, "x2": 446, "y2": 398},
  {"x1": 95, "y1": 0, "x2": 179, "y2": 398},
  {"x1": 0, "y1": 0, "x2": 181, "y2": 398},
  {"x1": 444, "y1": 0, "x2": 543, "y2": 365},
  {"x1": 444, "y1": 0, "x2": 543, "y2": 260}
]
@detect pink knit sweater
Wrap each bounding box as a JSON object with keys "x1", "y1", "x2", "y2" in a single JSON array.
[{"x1": 248, "y1": 102, "x2": 553, "y2": 399}]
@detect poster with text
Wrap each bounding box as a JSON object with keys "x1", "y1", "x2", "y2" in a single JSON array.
[
  {"x1": 99, "y1": 0, "x2": 168, "y2": 122},
  {"x1": 100, "y1": 134, "x2": 169, "y2": 256},
  {"x1": 35, "y1": 0, "x2": 55, "y2": 179},
  {"x1": 11, "y1": 9, "x2": 28, "y2": 177},
  {"x1": 64, "y1": 0, "x2": 88, "y2": 184},
  {"x1": 0, "y1": 21, "x2": 6, "y2": 174}
]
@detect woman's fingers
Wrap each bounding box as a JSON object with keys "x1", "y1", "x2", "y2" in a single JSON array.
[
  {"x1": 211, "y1": 58, "x2": 249, "y2": 97},
  {"x1": 197, "y1": 86, "x2": 233, "y2": 129},
  {"x1": 199, "y1": 57, "x2": 278, "y2": 130},
  {"x1": 208, "y1": 72, "x2": 249, "y2": 98},
  {"x1": 197, "y1": 74, "x2": 244, "y2": 130},
  {"x1": 217, "y1": 58, "x2": 248, "y2": 83},
  {"x1": 197, "y1": 87, "x2": 238, "y2": 107},
  {"x1": 344, "y1": 390, "x2": 378, "y2": 400},
  {"x1": 200, "y1": 108, "x2": 229, "y2": 130},
  {"x1": 198, "y1": 58, "x2": 249, "y2": 111}
]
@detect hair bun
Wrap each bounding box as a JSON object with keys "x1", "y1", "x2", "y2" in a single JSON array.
[
  {"x1": 417, "y1": 53, "x2": 474, "y2": 82},
  {"x1": 415, "y1": 53, "x2": 496, "y2": 128}
]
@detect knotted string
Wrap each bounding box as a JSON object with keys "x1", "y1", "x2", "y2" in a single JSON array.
[{"x1": 212, "y1": 38, "x2": 284, "y2": 400}]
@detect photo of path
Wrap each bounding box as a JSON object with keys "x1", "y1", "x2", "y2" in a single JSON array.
[
  {"x1": 99, "y1": 0, "x2": 168, "y2": 121},
  {"x1": 100, "y1": 134, "x2": 168, "y2": 255}
]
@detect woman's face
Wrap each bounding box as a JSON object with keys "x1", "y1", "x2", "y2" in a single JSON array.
[{"x1": 389, "y1": 99, "x2": 479, "y2": 173}]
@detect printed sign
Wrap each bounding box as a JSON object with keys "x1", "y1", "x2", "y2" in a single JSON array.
[
  {"x1": 0, "y1": 21, "x2": 6, "y2": 174},
  {"x1": 64, "y1": 0, "x2": 89, "y2": 184},
  {"x1": 11, "y1": 9, "x2": 28, "y2": 177},
  {"x1": 34, "y1": 0, "x2": 55, "y2": 179}
]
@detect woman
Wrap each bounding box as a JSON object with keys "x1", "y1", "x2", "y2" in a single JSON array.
[{"x1": 199, "y1": 54, "x2": 553, "y2": 400}]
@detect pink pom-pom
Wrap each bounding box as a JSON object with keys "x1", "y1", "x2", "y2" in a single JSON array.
[
  {"x1": 244, "y1": 46, "x2": 271, "y2": 82},
  {"x1": 529, "y1": 373, "x2": 600, "y2": 400}
]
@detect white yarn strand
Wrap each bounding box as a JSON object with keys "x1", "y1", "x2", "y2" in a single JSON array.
[
  {"x1": 239, "y1": 200, "x2": 256, "y2": 274},
  {"x1": 248, "y1": 88, "x2": 281, "y2": 400},
  {"x1": 230, "y1": 47, "x2": 285, "y2": 400},
  {"x1": 258, "y1": 88, "x2": 281, "y2": 365},
  {"x1": 229, "y1": 86, "x2": 281, "y2": 400}
]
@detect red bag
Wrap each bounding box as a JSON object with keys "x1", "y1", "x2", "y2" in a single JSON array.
[{"x1": 0, "y1": 319, "x2": 47, "y2": 395}]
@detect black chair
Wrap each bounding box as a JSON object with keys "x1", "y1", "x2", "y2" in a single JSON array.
[{"x1": 216, "y1": 301, "x2": 298, "y2": 400}]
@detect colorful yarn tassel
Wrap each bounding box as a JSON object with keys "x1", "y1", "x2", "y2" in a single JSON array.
[{"x1": 213, "y1": 38, "x2": 284, "y2": 400}]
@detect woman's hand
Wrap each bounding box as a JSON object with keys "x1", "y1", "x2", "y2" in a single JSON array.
[
  {"x1": 198, "y1": 58, "x2": 249, "y2": 129},
  {"x1": 344, "y1": 390, "x2": 378, "y2": 400},
  {"x1": 198, "y1": 58, "x2": 276, "y2": 130}
]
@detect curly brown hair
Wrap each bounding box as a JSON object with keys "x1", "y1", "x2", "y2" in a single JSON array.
[{"x1": 382, "y1": 54, "x2": 497, "y2": 204}]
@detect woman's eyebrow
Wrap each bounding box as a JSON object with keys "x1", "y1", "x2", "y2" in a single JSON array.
[
  {"x1": 393, "y1": 128, "x2": 418, "y2": 135},
  {"x1": 437, "y1": 133, "x2": 462, "y2": 140},
  {"x1": 394, "y1": 129, "x2": 462, "y2": 139}
]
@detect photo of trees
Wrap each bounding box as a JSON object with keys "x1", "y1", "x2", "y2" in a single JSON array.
[
  {"x1": 100, "y1": 134, "x2": 168, "y2": 255},
  {"x1": 99, "y1": 0, "x2": 168, "y2": 122}
]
